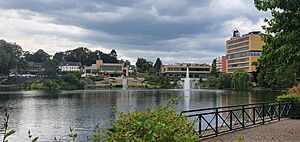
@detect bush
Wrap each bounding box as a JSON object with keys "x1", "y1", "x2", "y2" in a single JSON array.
[
  {"x1": 207, "y1": 76, "x2": 218, "y2": 88},
  {"x1": 146, "y1": 76, "x2": 173, "y2": 89},
  {"x1": 29, "y1": 79, "x2": 60, "y2": 90},
  {"x1": 217, "y1": 73, "x2": 232, "y2": 89},
  {"x1": 61, "y1": 73, "x2": 85, "y2": 90},
  {"x1": 277, "y1": 83, "x2": 300, "y2": 119},
  {"x1": 90, "y1": 76, "x2": 104, "y2": 82},
  {"x1": 100, "y1": 105, "x2": 199, "y2": 142}
]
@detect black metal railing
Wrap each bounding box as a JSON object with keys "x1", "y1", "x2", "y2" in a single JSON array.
[{"x1": 180, "y1": 101, "x2": 293, "y2": 138}]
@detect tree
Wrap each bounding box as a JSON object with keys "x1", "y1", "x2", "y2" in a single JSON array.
[
  {"x1": 110, "y1": 49, "x2": 117, "y2": 59},
  {"x1": 231, "y1": 71, "x2": 251, "y2": 91},
  {"x1": 218, "y1": 73, "x2": 232, "y2": 89},
  {"x1": 136, "y1": 58, "x2": 147, "y2": 72},
  {"x1": 0, "y1": 40, "x2": 25, "y2": 76},
  {"x1": 44, "y1": 59, "x2": 59, "y2": 79},
  {"x1": 254, "y1": 0, "x2": 300, "y2": 89},
  {"x1": 124, "y1": 60, "x2": 131, "y2": 67},
  {"x1": 210, "y1": 58, "x2": 217, "y2": 77},
  {"x1": 25, "y1": 49, "x2": 50, "y2": 63},
  {"x1": 135, "y1": 58, "x2": 154, "y2": 74},
  {"x1": 154, "y1": 58, "x2": 162, "y2": 75},
  {"x1": 53, "y1": 52, "x2": 65, "y2": 63}
]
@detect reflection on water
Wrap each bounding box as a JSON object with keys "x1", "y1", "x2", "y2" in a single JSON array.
[{"x1": 0, "y1": 89, "x2": 280, "y2": 141}]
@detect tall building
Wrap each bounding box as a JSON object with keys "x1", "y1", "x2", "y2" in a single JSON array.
[
  {"x1": 161, "y1": 63, "x2": 211, "y2": 79},
  {"x1": 216, "y1": 56, "x2": 226, "y2": 72},
  {"x1": 226, "y1": 30, "x2": 264, "y2": 74}
]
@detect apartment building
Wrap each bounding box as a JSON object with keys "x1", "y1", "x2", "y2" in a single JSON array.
[{"x1": 226, "y1": 30, "x2": 264, "y2": 74}]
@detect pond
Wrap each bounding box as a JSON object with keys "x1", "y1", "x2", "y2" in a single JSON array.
[{"x1": 0, "y1": 89, "x2": 280, "y2": 141}]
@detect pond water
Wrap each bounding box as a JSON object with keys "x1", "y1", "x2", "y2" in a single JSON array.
[{"x1": 0, "y1": 89, "x2": 280, "y2": 141}]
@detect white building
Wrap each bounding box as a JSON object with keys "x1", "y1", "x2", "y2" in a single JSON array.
[{"x1": 59, "y1": 62, "x2": 82, "y2": 72}]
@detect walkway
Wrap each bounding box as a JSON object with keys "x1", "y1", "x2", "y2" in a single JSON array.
[{"x1": 202, "y1": 119, "x2": 300, "y2": 142}]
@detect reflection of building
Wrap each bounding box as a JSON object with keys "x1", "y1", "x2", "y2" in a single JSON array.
[
  {"x1": 226, "y1": 30, "x2": 264, "y2": 74},
  {"x1": 216, "y1": 56, "x2": 226, "y2": 72},
  {"x1": 59, "y1": 62, "x2": 82, "y2": 72},
  {"x1": 161, "y1": 63, "x2": 211, "y2": 79}
]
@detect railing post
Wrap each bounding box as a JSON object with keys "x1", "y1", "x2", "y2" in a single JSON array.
[
  {"x1": 253, "y1": 107, "x2": 256, "y2": 125},
  {"x1": 230, "y1": 110, "x2": 233, "y2": 130},
  {"x1": 262, "y1": 103, "x2": 265, "y2": 124},
  {"x1": 199, "y1": 115, "x2": 202, "y2": 136},
  {"x1": 215, "y1": 108, "x2": 218, "y2": 136},
  {"x1": 278, "y1": 101, "x2": 281, "y2": 121},
  {"x1": 270, "y1": 105, "x2": 273, "y2": 120},
  {"x1": 242, "y1": 105, "x2": 245, "y2": 129}
]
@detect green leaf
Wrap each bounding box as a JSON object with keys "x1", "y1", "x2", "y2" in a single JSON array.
[
  {"x1": 32, "y1": 137, "x2": 39, "y2": 142},
  {"x1": 4, "y1": 130, "x2": 16, "y2": 140}
]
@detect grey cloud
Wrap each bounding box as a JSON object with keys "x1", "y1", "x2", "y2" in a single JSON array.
[{"x1": 0, "y1": 0, "x2": 271, "y2": 63}]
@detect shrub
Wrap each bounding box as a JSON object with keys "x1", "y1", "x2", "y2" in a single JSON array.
[
  {"x1": 207, "y1": 76, "x2": 218, "y2": 88},
  {"x1": 29, "y1": 80, "x2": 60, "y2": 90},
  {"x1": 90, "y1": 76, "x2": 104, "y2": 82},
  {"x1": 217, "y1": 73, "x2": 232, "y2": 89},
  {"x1": 61, "y1": 73, "x2": 85, "y2": 90},
  {"x1": 100, "y1": 105, "x2": 199, "y2": 142},
  {"x1": 277, "y1": 83, "x2": 300, "y2": 119}
]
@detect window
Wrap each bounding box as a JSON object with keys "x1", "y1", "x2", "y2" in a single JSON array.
[
  {"x1": 228, "y1": 58, "x2": 249, "y2": 64},
  {"x1": 228, "y1": 41, "x2": 249, "y2": 49},
  {"x1": 227, "y1": 36, "x2": 249, "y2": 45},
  {"x1": 101, "y1": 66, "x2": 122, "y2": 71},
  {"x1": 228, "y1": 46, "x2": 249, "y2": 53}
]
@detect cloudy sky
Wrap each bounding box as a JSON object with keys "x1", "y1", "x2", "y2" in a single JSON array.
[{"x1": 0, "y1": 0, "x2": 270, "y2": 64}]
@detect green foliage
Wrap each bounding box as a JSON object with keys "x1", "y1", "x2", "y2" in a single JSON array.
[
  {"x1": 277, "y1": 83, "x2": 300, "y2": 119},
  {"x1": 254, "y1": 0, "x2": 300, "y2": 89},
  {"x1": 101, "y1": 104, "x2": 199, "y2": 142},
  {"x1": 2, "y1": 108, "x2": 15, "y2": 142},
  {"x1": 0, "y1": 40, "x2": 25, "y2": 76},
  {"x1": 53, "y1": 47, "x2": 119, "y2": 66},
  {"x1": 210, "y1": 58, "x2": 217, "y2": 77},
  {"x1": 207, "y1": 76, "x2": 218, "y2": 88},
  {"x1": 146, "y1": 76, "x2": 173, "y2": 89},
  {"x1": 28, "y1": 130, "x2": 39, "y2": 142},
  {"x1": 231, "y1": 71, "x2": 252, "y2": 91},
  {"x1": 28, "y1": 80, "x2": 60, "y2": 90},
  {"x1": 24, "y1": 49, "x2": 50, "y2": 63},
  {"x1": 154, "y1": 58, "x2": 162, "y2": 75},
  {"x1": 218, "y1": 73, "x2": 232, "y2": 89},
  {"x1": 3, "y1": 130, "x2": 15, "y2": 142},
  {"x1": 136, "y1": 58, "x2": 154, "y2": 74},
  {"x1": 236, "y1": 137, "x2": 245, "y2": 142},
  {"x1": 43, "y1": 59, "x2": 59, "y2": 79},
  {"x1": 89, "y1": 76, "x2": 104, "y2": 82}
]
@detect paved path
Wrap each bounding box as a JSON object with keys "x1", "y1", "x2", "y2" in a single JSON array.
[{"x1": 202, "y1": 119, "x2": 300, "y2": 142}]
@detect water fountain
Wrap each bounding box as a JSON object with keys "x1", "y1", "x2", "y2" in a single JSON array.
[
  {"x1": 183, "y1": 67, "x2": 191, "y2": 90},
  {"x1": 121, "y1": 74, "x2": 128, "y2": 89},
  {"x1": 184, "y1": 90, "x2": 190, "y2": 110}
]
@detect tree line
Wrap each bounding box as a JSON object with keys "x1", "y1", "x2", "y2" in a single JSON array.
[{"x1": 0, "y1": 39, "x2": 126, "y2": 76}]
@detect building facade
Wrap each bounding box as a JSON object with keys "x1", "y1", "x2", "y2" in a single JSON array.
[
  {"x1": 216, "y1": 56, "x2": 226, "y2": 72},
  {"x1": 161, "y1": 63, "x2": 211, "y2": 79},
  {"x1": 59, "y1": 62, "x2": 82, "y2": 72},
  {"x1": 95, "y1": 60, "x2": 128, "y2": 76},
  {"x1": 226, "y1": 30, "x2": 264, "y2": 73}
]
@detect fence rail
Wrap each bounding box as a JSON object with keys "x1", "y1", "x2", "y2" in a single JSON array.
[{"x1": 180, "y1": 101, "x2": 293, "y2": 138}]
